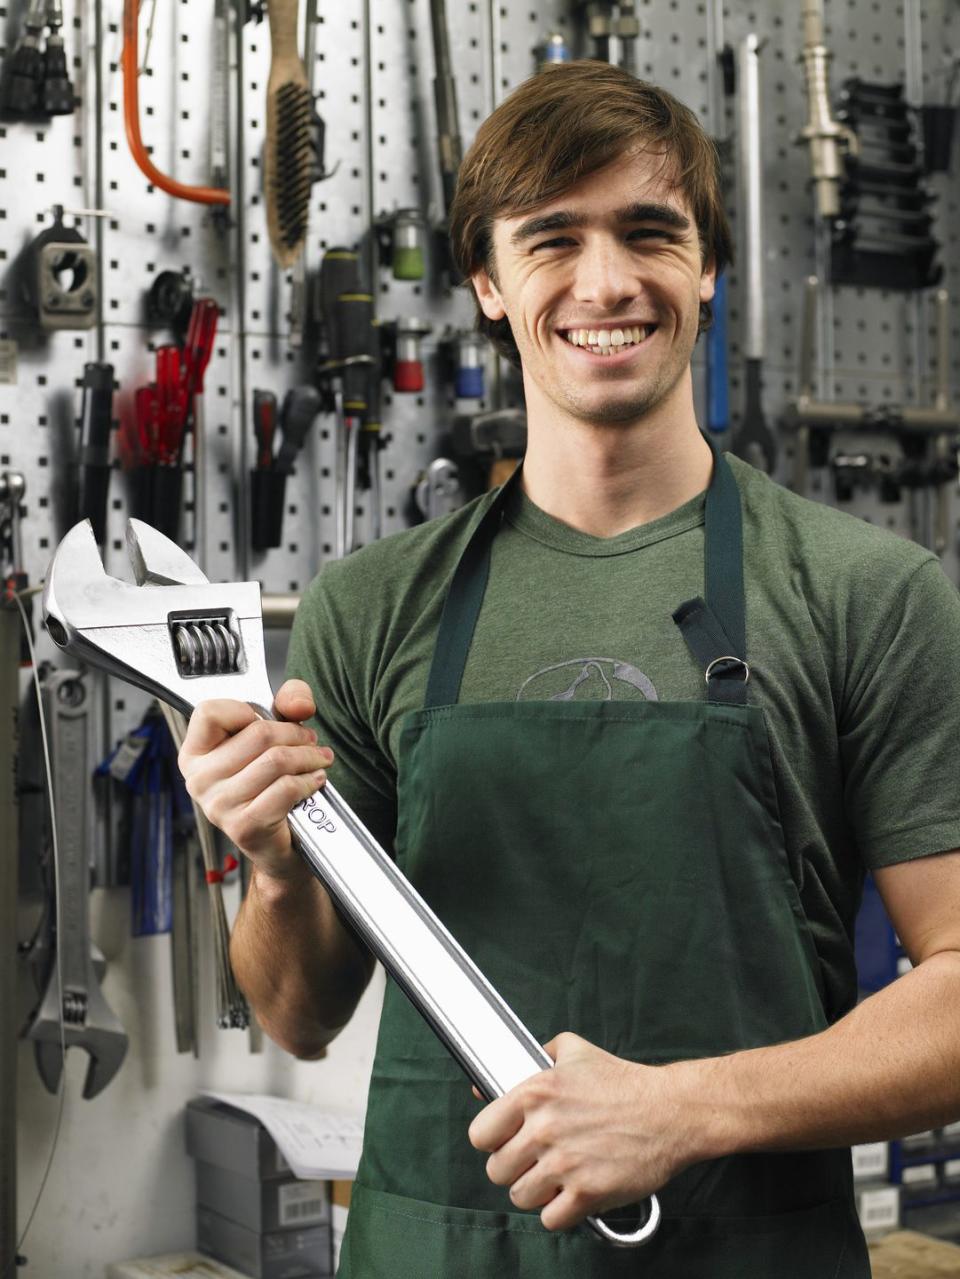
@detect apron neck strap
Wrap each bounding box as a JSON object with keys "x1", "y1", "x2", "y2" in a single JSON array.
[{"x1": 424, "y1": 438, "x2": 747, "y2": 710}]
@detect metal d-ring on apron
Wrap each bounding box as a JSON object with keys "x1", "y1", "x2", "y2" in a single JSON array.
[{"x1": 339, "y1": 436, "x2": 869, "y2": 1278}]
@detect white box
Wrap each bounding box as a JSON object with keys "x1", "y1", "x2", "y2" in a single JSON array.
[
  {"x1": 901, "y1": 1163, "x2": 938, "y2": 1188},
  {"x1": 856, "y1": 1185, "x2": 900, "y2": 1237},
  {"x1": 852, "y1": 1142, "x2": 889, "y2": 1181}
]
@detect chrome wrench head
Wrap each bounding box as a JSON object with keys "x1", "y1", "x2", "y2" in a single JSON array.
[{"x1": 42, "y1": 519, "x2": 276, "y2": 715}]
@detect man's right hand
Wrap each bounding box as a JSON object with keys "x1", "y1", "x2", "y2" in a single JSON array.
[{"x1": 177, "y1": 678, "x2": 334, "y2": 880}]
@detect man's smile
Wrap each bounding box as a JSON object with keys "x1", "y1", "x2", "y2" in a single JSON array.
[{"x1": 558, "y1": 323, "x2": 659, "y2": 359}]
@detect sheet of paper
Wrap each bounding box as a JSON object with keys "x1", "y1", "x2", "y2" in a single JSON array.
[{"x1": 206, "y1": 1091, "x2": 364, "y2": 1179}]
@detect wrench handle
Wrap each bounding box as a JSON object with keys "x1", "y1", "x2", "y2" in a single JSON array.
[{"x1": 284, "y1": 777, "x2": 660, "y2": 1247}]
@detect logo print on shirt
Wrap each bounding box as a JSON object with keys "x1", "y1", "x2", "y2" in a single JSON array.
[{"x1": 517, "y1": 658, "x2": 659, "y2": 703}]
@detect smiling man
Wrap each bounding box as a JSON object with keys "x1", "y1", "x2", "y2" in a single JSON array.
[{"x1": 179, "y1": 63, "x2": 960, "y2": 1278}]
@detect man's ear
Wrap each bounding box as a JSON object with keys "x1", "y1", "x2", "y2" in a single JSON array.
[
  {"x1": 472, "y1": 268, "x2": 507, "y2": 322},
  {"x1": 699, "y1": 256, "x2": 717, "y2": 306}
]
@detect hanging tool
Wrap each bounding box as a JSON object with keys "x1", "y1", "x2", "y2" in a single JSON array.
[
  {"x1": 391, "y1": 318, "x2": 433, "y2": 394},
  {"x1": 182, "y1": 297, "x2": 219, "y2": 569},
  {"x1": 42, "y1": 518, "x2": 661, "y2": 1250},
  {"x1": 1, "y1": 0, "x2": 46, "y2": 115},
  {"x1": 733, "y1": 35, "x2": 776, "y2": 474},
  {"x1": 376, "y1": 209, "x2": 428, "y2": 281},
  {"x1": 317, "y1": 250, "x2": 377, "y2": 557},
  {"x1": 146, "y1": 268, "x2": 196, "y2": 336},
  {"x1": 39, "y1": 0, "x2": 73, "y2": 115},
  {"x1": 21, "y1": 206, "x2": 97, "y2": 330},
  {"x1": 832, "y1": 79, "x2": 942, "y2": 289},
  {"x1": 453, "y1": 333, "x2": 486, "y2": 401},
  {"x1": 415, "y1": 458, "x2": 463, "y2": 520},
  {"x1": 211, "y1": 0, "x2": 231, "y2": 193},
  {"x1": 452, "y1": 408, "x2": 527, "y2": 491},
  {"x1": 0, "y1": 565, "x2": 20, "y2": 1270},
  {"x1": 575, "y1": 3, "x2": 640, "y2": 72},
  {"x1": 250, "y1": 387, "x2": 320, "y2": 551},
  {"x1": 169, "y1": 756, "x2": 201, "y2": 1055},
  {"x1": 1, "y1": 473, "x2": 32, "y2": 665},
  {"x1": 77, "y1": 363, "x2": 115, "y2": 547},
  {"x1": 932, "y1": 288, "x2": 953, "y2": 557},
  {"x1": 1, "y1": 0, "x2": 74, "y2": 117},
  {"x1": 265, "y1": 0, "x2": 313, "y2": 268},
  {"x1": 429, "y1": 0, "x2": 463, "y2": 224},
  {"x1": 24, "y1": 668, "x2": 128, "y2": 1099},
  {"x1": 705, "y1": 273, "x2": 729, "y2": 437},
  {"x1": 121, "y1": 0, "x2": 230, "y2": 206},
  {"x1": 536, "y1": 32, "x2": 571, "y2": 71},
  {"x1": 796, "y1": 0, "x2": 858, "y2": 219}
]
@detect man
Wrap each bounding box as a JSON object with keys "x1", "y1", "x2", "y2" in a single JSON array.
[{"x1": 179, "y1": 62, "x2": 960, "y2": 1277}]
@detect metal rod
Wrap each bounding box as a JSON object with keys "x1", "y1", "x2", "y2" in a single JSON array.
[
  {"x1": 738, "y1": 35, "x2": 765, "y2": 361},
  {"x1": 0, "y1": 606, "x2": 19, "y2": 1271}
]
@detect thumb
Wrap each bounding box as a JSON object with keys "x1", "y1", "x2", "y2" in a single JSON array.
[{"x1": 274, "y1": 678, "x2": 317, "y2": 723}]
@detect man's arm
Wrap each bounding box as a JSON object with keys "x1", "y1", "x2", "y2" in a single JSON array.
[
  {"x1": 180, "y1": 681, "x2": 375, "y2": 1060},
  {"x1": 469, "y1": 849, "x2": 960, "y2": 1231}
]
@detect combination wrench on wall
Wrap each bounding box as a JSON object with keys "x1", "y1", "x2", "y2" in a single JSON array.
[{"x1": 41, "y1": 517, "x2": 661, "y2": 1249}]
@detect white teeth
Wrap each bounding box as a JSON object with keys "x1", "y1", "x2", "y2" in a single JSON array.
[{"x1": 562, "y1": 325, "x2": 654, "y2": 352}]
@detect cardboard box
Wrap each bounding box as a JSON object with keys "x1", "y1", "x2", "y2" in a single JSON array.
[
  {"x1": 196, "y1": 1161, "x2": 330, "y2": 1233},
  {"x1": 869, "y1": 1229, "x2": 960, "y2": 1278},
  {"x1": 186, "y1": 1097, "x2": 291, "y2": 1181},
  {"x1": 107, "y1": 1254, "x2": 250, "y2": 1279},
  {"x1": 197, "y1": 1206, "x2": 331, "y2": 1279}
]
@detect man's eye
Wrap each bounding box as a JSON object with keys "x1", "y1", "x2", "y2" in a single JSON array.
[
  {"x1": 531, "y1": 237, "x2": 574, "y2": 251},
  {"x1": 628, "y1": 228, "x2": 672, "y2": 241}
]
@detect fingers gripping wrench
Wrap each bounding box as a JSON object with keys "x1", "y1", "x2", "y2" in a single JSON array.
[
  {"x1": 24, "y1": 669, "x2": 128, "y2": 1099},
  {"x1": 41, "y1": 520, "x2": 661, "y2": 1248}
]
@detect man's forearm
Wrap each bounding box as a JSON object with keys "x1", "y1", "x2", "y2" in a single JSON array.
[
  {"x1": 681, "y1": 951, "x2": 960, "y2": 1164},
  {"x1": 231, "y1": 861, "x2": 375, "y2": 1058}
]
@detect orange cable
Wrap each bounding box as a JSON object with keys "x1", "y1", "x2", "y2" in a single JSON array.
[{"x1": 122, "y1": 0, "x2": 230, "y2": 207}]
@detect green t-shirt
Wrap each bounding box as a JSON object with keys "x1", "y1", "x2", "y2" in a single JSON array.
[{"x1": 286, "y1": 453, "x2": 960, "y2": 1021}]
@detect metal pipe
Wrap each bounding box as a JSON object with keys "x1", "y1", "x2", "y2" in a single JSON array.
[
  {"x1": 787, "y1": 400, "x2": 960, "y2": 432},
  {"x1": 797, "y1": 0, "x2": 858, "y2": 218},
  {"x1": 0, "y1": 605, "x2": 19, "y2": 1269},
  {"x1": 738, "y1": 35, "x2": 765, "y2": 361}
]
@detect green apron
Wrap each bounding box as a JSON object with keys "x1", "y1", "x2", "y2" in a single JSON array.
[{"x1": 339, "y1": 443, "x2": 870, "y2": 1278}]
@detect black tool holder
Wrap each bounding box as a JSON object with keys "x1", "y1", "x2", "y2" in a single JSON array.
[{"x1": 831, "y1": 79, "x2": 942, "y2": 290}]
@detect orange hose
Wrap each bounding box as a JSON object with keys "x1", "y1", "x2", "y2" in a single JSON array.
[{"x1": 122, "y1": 0, "x2": 230, "y2": 206}]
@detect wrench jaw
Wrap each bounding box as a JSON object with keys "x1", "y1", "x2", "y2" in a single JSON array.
[
  {"x1": 26, "y1": 978, "x2": 128, "y2": 1100},
  {"x1": 43, "y1": 520, "x2": 277, "y2": 716},
  {"x1": 126, "y1": 518, "x2": 211, "y2": 588}
]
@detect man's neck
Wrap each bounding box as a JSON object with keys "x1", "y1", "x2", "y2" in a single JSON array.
[{"x1": 519, "y1": 376, "x2": 715, "y2": 539}]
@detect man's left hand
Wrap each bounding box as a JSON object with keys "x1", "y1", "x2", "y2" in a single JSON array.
[{"x1": 467, "y1": 1031, "x2": 694, "y2": 1231}]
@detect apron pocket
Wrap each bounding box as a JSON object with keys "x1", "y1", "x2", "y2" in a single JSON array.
[{"x1": 337, "y1": 1182, "x2": 868, "y2": 1279}]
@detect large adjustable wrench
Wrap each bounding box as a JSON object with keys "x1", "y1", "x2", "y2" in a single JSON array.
[
  {"x1": 24, "y1": 668, "x2": 128, "y2": 1099},
  {"x1": 42, "y1": 519, "x2": 661, "y2": 1248}
]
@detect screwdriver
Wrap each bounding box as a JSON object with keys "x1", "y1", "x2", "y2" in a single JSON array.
[
  {"x1": 253, "y1": 390, "x2": 278, "y2": 471},
  {"x1": 182, "y1": 298, "x2": 219, "y2": 566},
  {"x1": 276, "y1": 386, "x2": 321, "y2": 474},
  {"x1": 77, "y1": 363, "x2": 115, "y2": 546}
]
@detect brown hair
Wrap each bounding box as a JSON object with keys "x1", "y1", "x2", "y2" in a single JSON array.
[{"x1": 449, "y1": 61, "x2": 733, "y2": 368}]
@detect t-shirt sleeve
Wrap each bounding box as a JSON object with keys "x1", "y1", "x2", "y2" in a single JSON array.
[
  {"x1": 284, "y1": 568, "x2": 398, "y2": 855},
  {"x1": 840, "y1": 556, "x2": 960, "y2": 868}
]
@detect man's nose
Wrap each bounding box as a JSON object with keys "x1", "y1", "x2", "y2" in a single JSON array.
[{"x1": 571, "y1": 239, "x2": 641, "y2": 311}]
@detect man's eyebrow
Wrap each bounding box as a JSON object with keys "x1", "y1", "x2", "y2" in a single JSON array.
[{"x1": 509, "y1": 201, "x2": 691, "y2": 247}]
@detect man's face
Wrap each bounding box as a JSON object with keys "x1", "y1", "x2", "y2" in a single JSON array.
[{"x1": 472, "y1": 150, "x2": 716, "y2": 427}]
